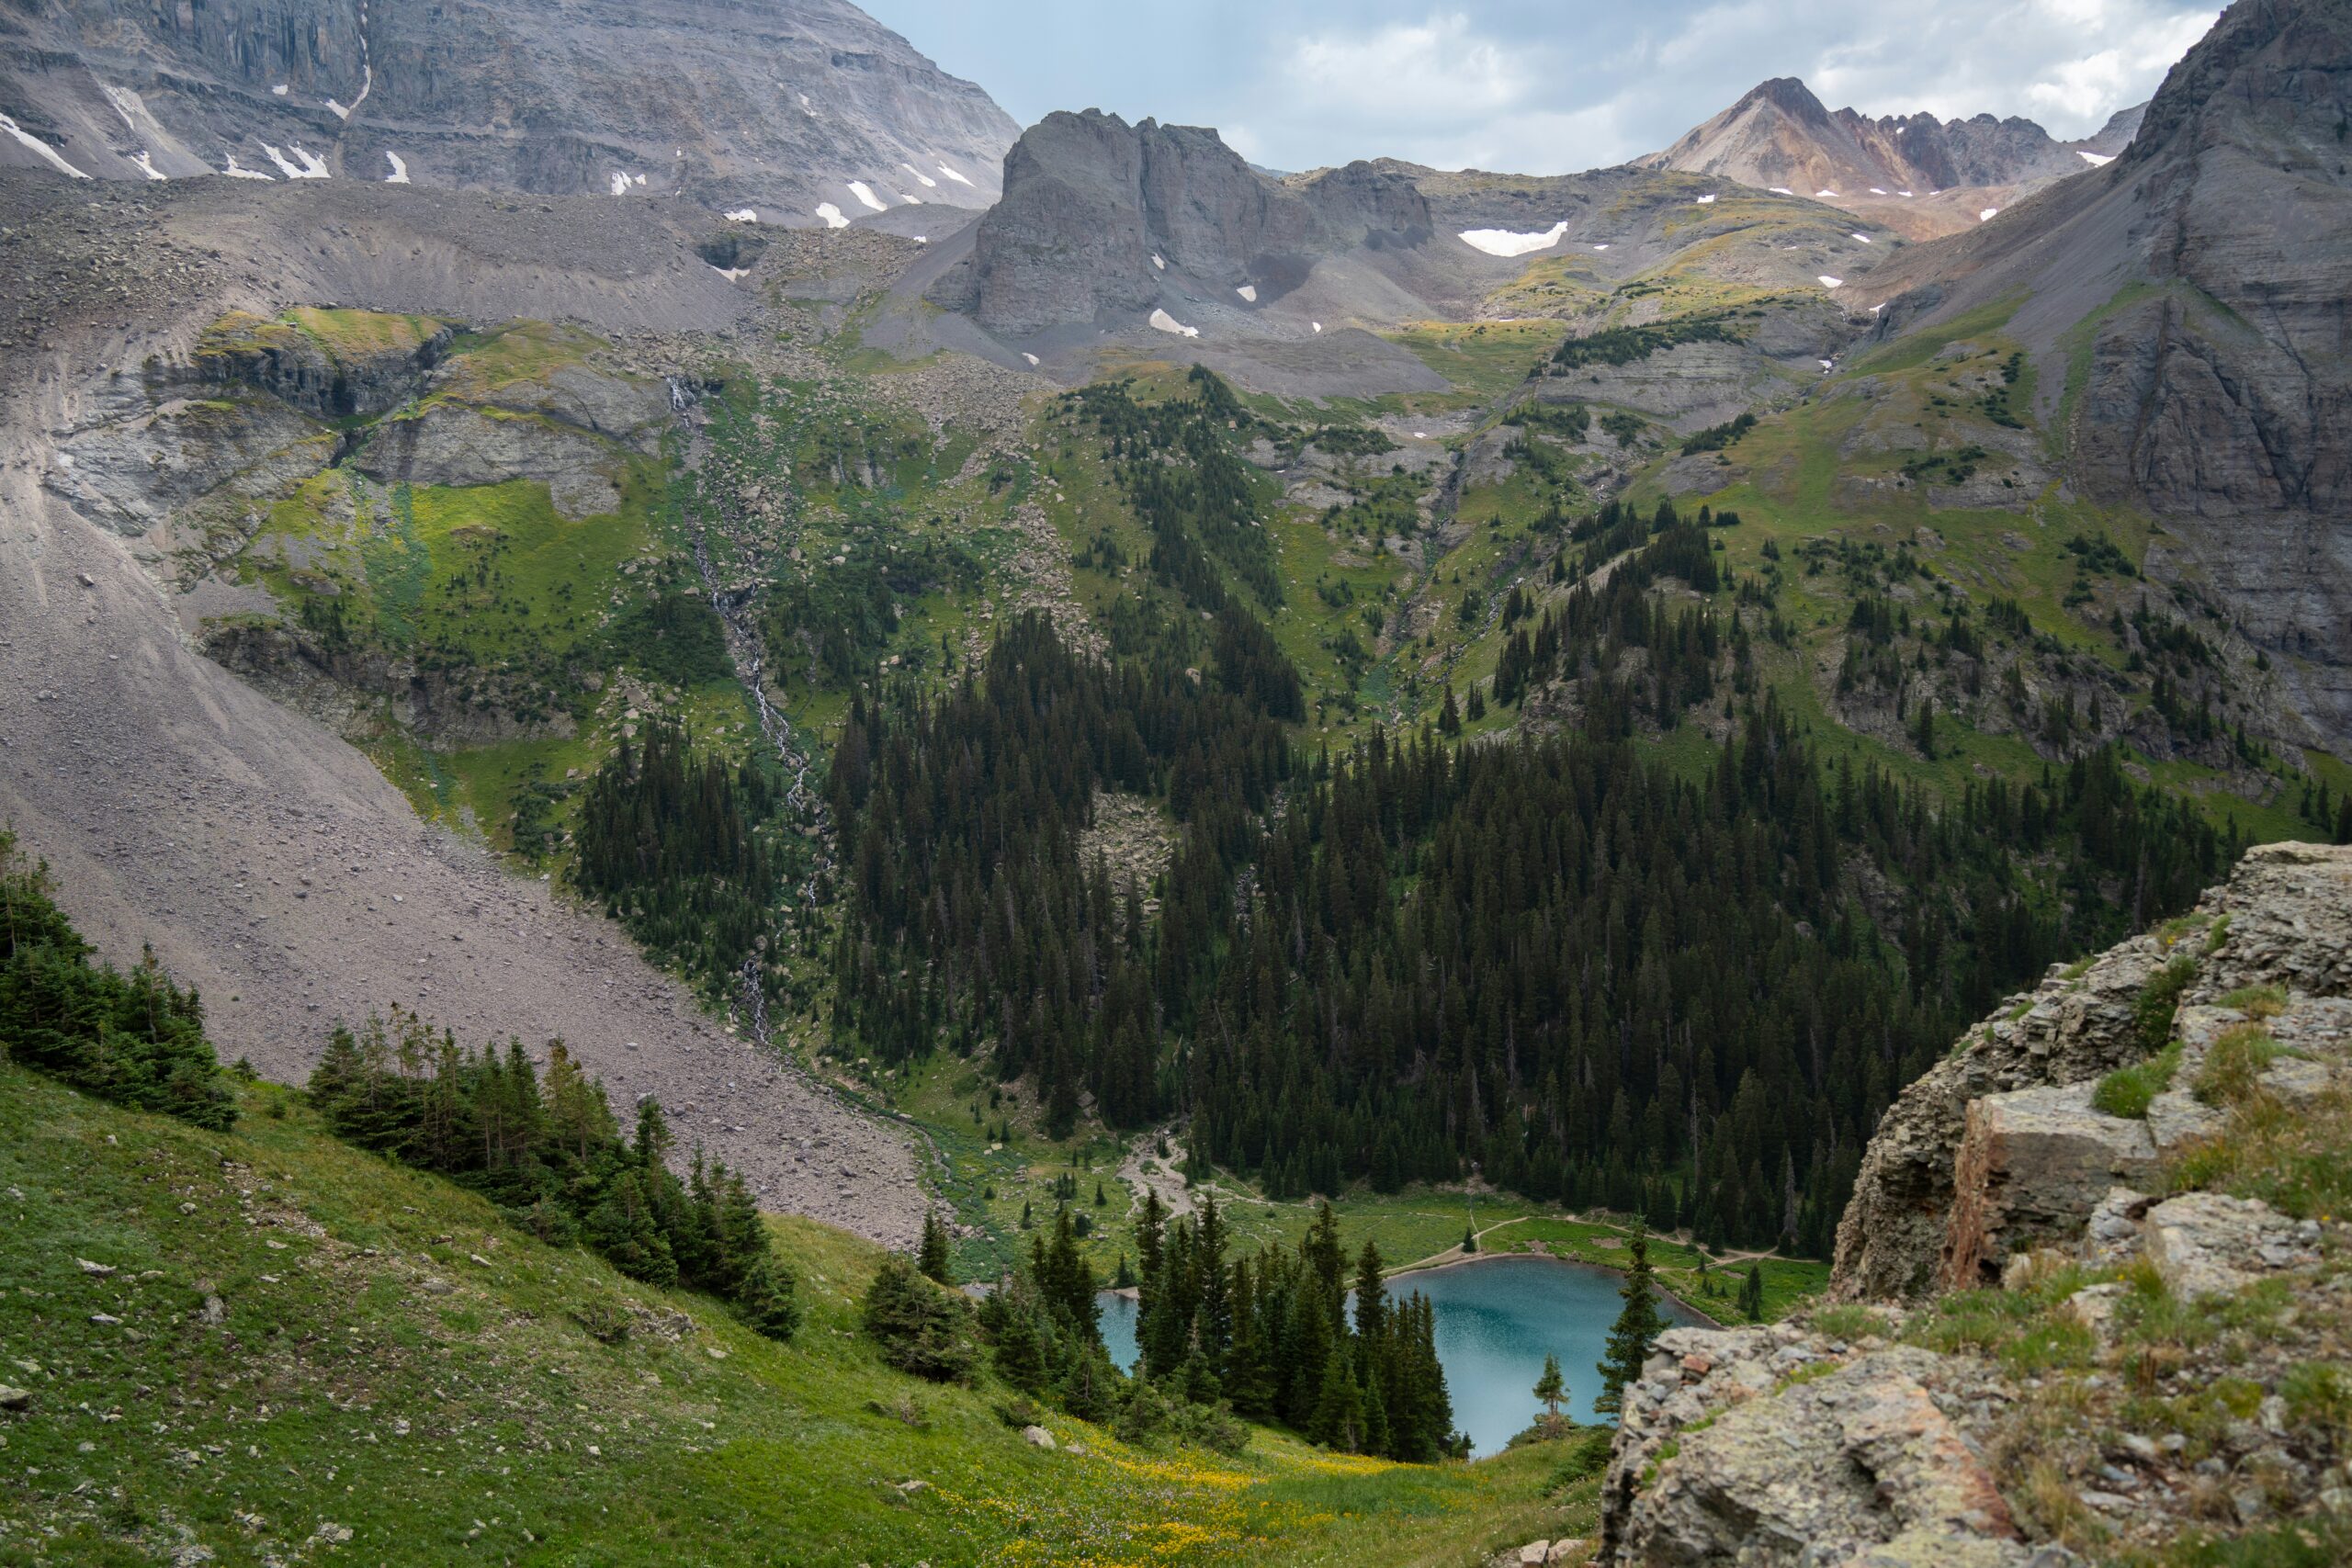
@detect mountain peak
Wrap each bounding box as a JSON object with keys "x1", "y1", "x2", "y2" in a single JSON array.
[{"x1": 1733, "y1": 76, "x2": 1835, "y2": 126}]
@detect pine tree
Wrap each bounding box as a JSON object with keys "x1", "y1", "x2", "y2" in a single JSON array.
[
  {"x1": 1309, "y1": 1345, "x2": 1364, "y2": 1451},
  {"x1": 918, "y1": 1209, "x2": 953, "y2": 1284},
  {"x1": 1594, "y1": 1231, "x2": 1665, "y2": 1416},
  {"x1": 585, "y1": 1169, "x2": 678, "y2": 1288},
  {"x1": 1533, "y1": 1352, "x2": 1566, "y2": 1430},
  {"x1": 735, "y1": 1251, "x2": 803, "y2": 1342},
  {"x1": 1741, "y1": 1264, "x2": 1765, "y2": 1323}
]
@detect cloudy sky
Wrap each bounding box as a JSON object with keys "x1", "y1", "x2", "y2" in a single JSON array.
[{"x1": 861, "y1": 0, "x2": 2220, "y2": 175}]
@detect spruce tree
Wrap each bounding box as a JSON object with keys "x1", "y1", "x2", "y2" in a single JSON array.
[
  {"x1": 1594, "y1": 1231, "x2": 1664, "y2": 1416},
  {"x1": 918, "y1": 1210, "x2": 952, "y2": 1284},
  {"x1": 1742, "y1": 1264, "x2": 1765, "y2": 1323}
]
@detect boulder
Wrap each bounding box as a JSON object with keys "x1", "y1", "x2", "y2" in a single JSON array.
[
  {"x1": 2142, "y1": 1193, "x2": 2322, "y2": 1302},
  {"x1": 1606, "y1": 1347, "x2": 2032, "y2": 1567},
  {"x1": 1021, "y1": 1425, "x2": 1056, "y2": 1450},
  {"x1": 1939, "y1": 1082, "x2": 2158, "y2": 1289}
]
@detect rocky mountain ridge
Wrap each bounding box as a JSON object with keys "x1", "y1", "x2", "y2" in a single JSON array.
[
  {"x1": 1640, "y1": 75, "x2": 2144, "y2": 239},
  {"x1": 922, "y1": 108, "x2": 1443, "y2": 339},
  {"x1": 0, "y1": 0, "x2": 1017, "y2": 221}
]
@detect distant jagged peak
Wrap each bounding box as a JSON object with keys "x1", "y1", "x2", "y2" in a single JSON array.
[{"x1": 1730, "y1": 76, "x2": 1837, "y2": 126}]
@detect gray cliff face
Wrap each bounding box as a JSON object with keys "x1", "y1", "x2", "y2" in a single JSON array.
[
  {"x1": 0, "y1": 0, "x2": 1017, "y2": 220},
  {"x1": 2067, "y1": 0, "x2": 2352, "y2": 748},
  {"x1": 927, "y1": 109, "x2": 1434, "y2": 336}
]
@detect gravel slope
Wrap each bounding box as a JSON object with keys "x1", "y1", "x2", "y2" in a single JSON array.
[{"x1": 0, "y1": 170, "x2": 923, "y2": 1247}]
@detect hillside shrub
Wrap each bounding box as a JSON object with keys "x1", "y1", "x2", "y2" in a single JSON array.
[{"x1": 0, "y1": 831, "x2": 234, "y2": 1130}]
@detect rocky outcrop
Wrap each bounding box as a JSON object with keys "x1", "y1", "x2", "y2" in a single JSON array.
[
  {"x1": 1833, "y1": 841, "x2": 2352, "y2": 1302},
  {"x1": 189, "y1": 310, "x2": 451, "y2": 419},
  {"x1": 0, "y1": 0, "x2": 1016, "y2": 221},
  {"x1": 1601, "y1": 1328, "x2": 2049, "y2": 1568},
  {"x1": 1601, "y1": 840, "x2": 2352, "y2": 1567},
  {"x1": 1939, "y1": 1082, "x2": 2160, "y2": 1291},
  {"x1": 925, "y1": 109, "x2": 1433, "y2": 336}
]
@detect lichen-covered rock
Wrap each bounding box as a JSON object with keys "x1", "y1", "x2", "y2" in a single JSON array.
[
  {"x1": 2141, "y1": 1192, "x2": 2323, "y2": 1301},
  {"x1": 1602, "y1": 1337, "x2": 2040, "y2": 1568}
]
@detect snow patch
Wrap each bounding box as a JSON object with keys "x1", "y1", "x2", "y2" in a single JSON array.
[
  {"x1": 1869, "y1": 187, "x2": 1886, "y2": 196},
  {"x1": 130, "y1": 151, "x2": 166, "y2": 181},
  {"x1": 1818, "y1": 359, "x2": 1836, "y2": 371},
  {"x1": 1979, "y1": 207, "x2": 2000, "y2": 222},
  {"x1": 1311, "y1": 321, "x2": 1322, "y2": 333},
  {"x1": 384, "y1": 151, "x2": 409, "y2": 184},
  {"x1": 710, "y1": 265, "x2": 750, "y2": 281},
  {"x1": 936, "y1": 161, "x2": 975, "y2": 186},
  {"x1": 1148, "y1": 308, "x2": 1199, "y2": 339},
  {"x1": 1592, "y1": 243, "x2": 1610, "y2": 252},
  {"x1": 725, "y1": 208, "x2": 758, "y2": 222},
  {"x1": 1457, "y1": 220, "x2": 1566, "y2": 258},
  {"x1": 1870, "y1": 303, "x2": 1885, "y2": 314},
  {"x1": 899, "y1": 162, "x2": 938, "y2": 189},
  {"x1": 1768, "y1": 186, "x2": 1794, "y2": 196},
  {"x1": 610, "y1": 171, "x2": 634, "y2": 197},
  {"x1": 221, "y1": 155, "x2": 274, "y2": 181},
  {"x1": 1817, "y1": 275, "x2": 1843, "y2": 288},
  {"x1": 2077, "y1": 150, "x2": 2114, "y2": 167},
  {"x1": 1815, "y1": 189, "x2": 1838, "y2": 198},
  {"x1": 1850, "y1": 233, "x2": 1872, "y2": 243},
  {"x1": 0, "y1": 113, "x2": 88, "y2": 178},
  {"x1": 1236, "y1": 285, "x2": 1257, "y2": 302},
  {"x1": 814, "y1": 202, "x2": 849, "y2": 230},
  {"x1": 798, "y1": 94, "x2": 815, "y2": 116},
  {"x1": 1022, "y1": 353, "x2": 1040, "y2": 367},
  {"x1": 325, "y1": 98, "x2": 351, "y2": 120},
  {"x1": 272, "y1": 85, "x2": 290, "y2": 97},
  {"x1": 1151, "y1": 253, "x2": 1167, "y2": 269},
  {"x1": 1413, "y1": 432, "x2": 1429, "y2": 440},
  {"x1": 847, "y1": 180, "x2": 887, "y2": 212},
  {"x1": 1899, "y1": 190, "x2": 1914, "y2": 197},
  {"x1": 263, "y1": 143, "x2": 330, "y2": 180},
  {"x1": 1694, "y1": 193, "x2": 1716, "y2": 204}
]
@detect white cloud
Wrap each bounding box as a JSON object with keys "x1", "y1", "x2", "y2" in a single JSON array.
[
  {"x1": 873, "y1": 0, "x2": 2220, "y2": 176},
  {"x1": 1286, "y1": 13, "x2": 1531, "y2": 119}
]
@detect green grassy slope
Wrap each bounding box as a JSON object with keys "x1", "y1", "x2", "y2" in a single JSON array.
[{"x1": 0, "y1": 1066, "x2": 1590, "y2": 1568}]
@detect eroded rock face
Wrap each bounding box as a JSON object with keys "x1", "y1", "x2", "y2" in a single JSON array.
[
  {"x1": 0, "y1": 1, "x2": 1017, "y2": 219},
  {"x1": 1939, "y1": 1081, "x2": 2159, "y2": 1291},
  {"x1": 1834, "y1": 842, "x2": 2352, "y2": 1303}
]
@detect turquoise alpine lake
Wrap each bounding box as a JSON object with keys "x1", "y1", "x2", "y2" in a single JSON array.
[{"x1": 1098, "y1": 1253, "x2": 1708, "y2": 1457}]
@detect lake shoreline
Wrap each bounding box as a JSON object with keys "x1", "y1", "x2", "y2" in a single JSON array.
[{"x1": 1385, "y1": 1247, "x2": 1726, "y2": 1329}]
